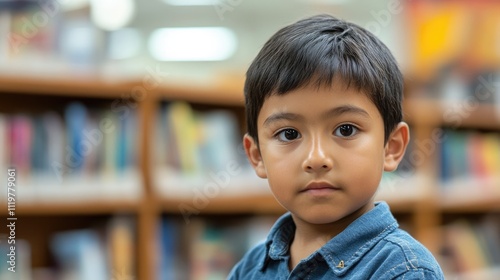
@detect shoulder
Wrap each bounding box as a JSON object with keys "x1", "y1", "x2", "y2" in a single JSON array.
[
  {"x1": 227, "y1": 240, "x2": 267, "y2": 279},
  {"x1": 384, "y1": 267, "x2": 444, "y2": 280},
  {"x1": 375, "y1": 229, "x2": 444, "y2": 279},
  {"x1": 228, "y1": 212, "x2": 295, "y2": 279}
]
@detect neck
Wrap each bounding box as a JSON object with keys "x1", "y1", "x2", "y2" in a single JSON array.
[{"x1": 288, "y1": 202, "x2": 375, "y2": 270}]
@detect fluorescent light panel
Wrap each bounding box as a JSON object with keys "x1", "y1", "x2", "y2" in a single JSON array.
[{"x1": 148, "y1": 27, "x2": 237, "y2": 61}]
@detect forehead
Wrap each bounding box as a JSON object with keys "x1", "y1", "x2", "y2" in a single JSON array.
[{"x1": 257, "y1": 81, "x2": 379, "y2": 124}]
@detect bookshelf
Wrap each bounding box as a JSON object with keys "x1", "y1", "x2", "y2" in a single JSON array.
[{"x1": 0, "y1": 76, "x2": 499, "y2": 279}]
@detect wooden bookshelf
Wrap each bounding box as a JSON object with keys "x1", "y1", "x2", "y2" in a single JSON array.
[{"x1": 1, "y1": 75, "x2": 499, "y2": 279}]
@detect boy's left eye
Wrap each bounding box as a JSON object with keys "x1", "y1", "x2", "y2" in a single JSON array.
[{"x1": 334, "y1": 124, "x2": 358, "y2": 137}]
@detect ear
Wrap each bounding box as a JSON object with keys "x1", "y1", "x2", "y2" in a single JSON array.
[
  {"x1": 243, "y1": 134, "x2": 267, "y2": 178},
  {"x1": 383, "y1": 122, "x2": 410, "y2": 172}
]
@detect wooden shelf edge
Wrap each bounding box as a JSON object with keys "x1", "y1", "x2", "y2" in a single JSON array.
[
  {"x1": 404, "y1": 98, "x2": 500, "y2": 130},
  {"x1": 156, "y1": 83, "x2": 244, "y2": 106},
  {"x1": 0, "y1": 200, "x2": 140, "y2": 216},
  {"x1": 439, "y1": 178, "x2": 500, "y2": 213},
  {"x1": 159, "y1": 192, "x2": 431, "y2": 215},
  {"x1": 160, "y1": 194, "x2": 285, "y2": 215},
  {"x1": 0, "y1": 75, "x2": 142, "y2": 99},
  {"x1": 440, "y1": 193, "x2": 500, "y2": 213}
]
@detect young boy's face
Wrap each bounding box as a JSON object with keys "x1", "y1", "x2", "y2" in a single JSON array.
[{"x1": 244, "y1": 79, "x2": 408, "y2": 226}]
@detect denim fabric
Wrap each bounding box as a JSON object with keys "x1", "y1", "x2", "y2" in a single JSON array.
[{"x1": 228, "y1": 202, "x2": 444, "y2": 280}]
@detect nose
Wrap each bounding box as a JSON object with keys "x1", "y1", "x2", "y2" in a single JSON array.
[{"x1": 302, "y1": 136, "x2": 333, "y2": 173}]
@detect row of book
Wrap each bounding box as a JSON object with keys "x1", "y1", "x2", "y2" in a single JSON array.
[
  {"x1": 439, "y1": 129, "x2": 500, "y2": 187},
  {"x1": 0, "y1": 103, "x2": 140, "y2": 201},
  {"x1": 157, "y1": 215, "x2": 276, "y2": 280},
  {"x1": 153, "y1": 101, "x2": 270, "y2": 198},
  {"x1": 441, "y1": 215, "x2": 500, "y2": 278},
  {"x1": 0, "y1": 214, "x2": 276, "y2": 280},
  {"x1": 154, "y1": 101, "x2": 245, "y2": 174},
  {"x1": 0, "y1": 215, "x2": 136, "y2": 280}
]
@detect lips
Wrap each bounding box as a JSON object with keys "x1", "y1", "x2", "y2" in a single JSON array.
[{"x1": 301, "y1": 181, "x2": 340, "y2": 193}]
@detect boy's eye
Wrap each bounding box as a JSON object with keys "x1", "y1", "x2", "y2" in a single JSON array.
[
  {"x1": 276, "y1": 129, "x2": 301, "y2": 142},
  {"x1": 334, "y1": 124, "x2": 358, "y2": 137}
]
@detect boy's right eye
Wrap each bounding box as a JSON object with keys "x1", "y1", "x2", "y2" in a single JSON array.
[{"x1": 276, "y1": 128, "x2": 301, "y2": 142}]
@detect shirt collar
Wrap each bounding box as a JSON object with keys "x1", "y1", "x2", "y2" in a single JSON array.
[
  {"x1": 319, "y1": 201, "x2": 398, "y2": 275},
  {"x1": 258, "y1": 201, "x2": 398, "y2": 273},
  {"x1": 258, "y1": 211, "x2": 295, "y2": 271}
]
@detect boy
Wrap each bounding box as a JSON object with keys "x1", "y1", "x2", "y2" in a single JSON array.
[{"x1": 228, "y1": 15, "x2": 444, "y2": 279}]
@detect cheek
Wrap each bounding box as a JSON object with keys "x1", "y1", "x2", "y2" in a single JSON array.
[
  {"x1": 261, "y1": 146, "x2": 299, "y2": 188},
  {"x1": 264, "y1": 149, "x2": 298, "y2": 175},
  {"x1": 342, "y1": 140, "x2": 385, "y2": 178}
]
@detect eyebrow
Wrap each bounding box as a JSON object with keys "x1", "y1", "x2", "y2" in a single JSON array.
[
  {"x1": 263, "y1": 105, "x2": 370, "y2": 128},
  {"x1": 263, "y1": 112, "x2": 304, "y2": 128},
  {"x1": 322, "y1": 105, "x2": 371, "y2": 119}
]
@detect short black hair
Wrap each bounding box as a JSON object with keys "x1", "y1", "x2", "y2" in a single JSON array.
[{"x1": 244, "y1": 14, "x2": 403, "y2": 145}]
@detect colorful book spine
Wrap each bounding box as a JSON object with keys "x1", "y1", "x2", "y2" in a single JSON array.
[{"x1": 440, "y1": 130, "x2": 500, "y2": 188}]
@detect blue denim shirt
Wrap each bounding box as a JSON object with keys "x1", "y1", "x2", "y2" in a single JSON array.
[{"x1": 228, "y1": 202, "x2": 444, "y2": 279}]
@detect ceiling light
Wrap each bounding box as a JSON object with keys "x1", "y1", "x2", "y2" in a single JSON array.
[
  {"x1": 90, "y1": 0, "x2": 135, "y2": 31},
  {"x1": 148, "y1": 27, "x2": 237, "y2": 61}
]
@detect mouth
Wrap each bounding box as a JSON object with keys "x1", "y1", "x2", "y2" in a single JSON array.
[{"x1": 301, "y1": 181, "x2": 340, "y2": 194}]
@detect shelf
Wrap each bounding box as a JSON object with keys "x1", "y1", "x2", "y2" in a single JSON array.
[
  {"x1": 0, "y1": 75, "x2": 140, "y2": 99},
  {"x1": 404, "y1": 98, "x2": 500, "y2": 130},
  {"x1": 158, "y1": 190, "x2": 426, "y2": 216},
  {"x1": 161, "y1": 194, "x2": 285, "y2": 215},
  {"x1": 376, "y1": 194, "x2": 422, "y2": 213},
  {"x1": 1, "y1": 74, "x2": 499, "y2": 280},
  {"x1": 446, "y1": 266, "x2": 500, "y2": 279},
  {"x1": 441, "y1": 195, "x2": 500, "y2": 213},
  {"x1": 439, "y1": 178, "x2": 500, "y2": 213},
  {"x1": 156, "y1": 82, "x2": 244, "y2": 106},
  {"x1": 156, "y1": 173, "x2": 433, "y2": 215},
  {"x1": 0, "y1": 200, "x2": 140, "y2": 216}
]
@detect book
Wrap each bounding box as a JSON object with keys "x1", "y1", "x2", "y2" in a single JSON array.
[
  {"x1": 50, "y1": 229, "x2": 108, "y2": 280},
  {"x1": 0, "y1": 114, "x2": 6, "y2": 185},
  {"x1": 42, "y1": 111, "x2": 65, "y2": 182},
  {"x1": 9, "y1": 115, "x2": 32, "y2": 176},
  {"x1": 467, "y1": 132, "x2": 489, "y2": 180},
  {"x1": 64, "y1": 102, "x2": 88, "y2": 175},
  {"x1": 480, "y1": 133, "x2": 500, "y2": 180},
  {"x1": 101, "y1": 110, "x2": 119, "y2": 178},
  {"x1": 107, "y1": 216, "x2": 136, "y2": 280},
  {"x1": 158, "y1": 217, "x2": 184, "y2": 280},
  {"x1": 198, "y1": 110, "x2": 242, "y2": 173},
  {"x1": 31, "y1": 115, "x2": 50, "y2": 174},
  {"x1": 444, "y1": 220, "x2": 490, "y2": 274},
  {"x1": 166, "y1": 101, "x2": 201, "y2": 173},
  {"x1": 0, "y1": 239, "x2": 31, "y2": 279}
]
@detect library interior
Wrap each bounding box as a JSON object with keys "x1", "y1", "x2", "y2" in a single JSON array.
[{"x1": 0, "y1": 0, "x2": 499, "y2": 279}]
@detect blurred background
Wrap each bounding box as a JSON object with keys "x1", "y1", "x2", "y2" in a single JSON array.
[{"x1": 0, "y1": 0, "x2": 499, "y2": 279}]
